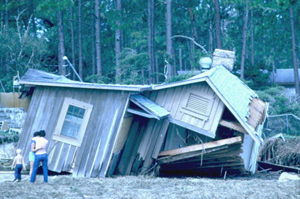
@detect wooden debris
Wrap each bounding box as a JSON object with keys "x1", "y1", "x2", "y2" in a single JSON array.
[
  {"x1": 257, "y1": 161, "x2": 300, "y2": 173},
  {"x1": 157, "y1": 136, "x2": 247, "y2": 177},
  {"x1": 158, "y1": 136, "x2": 242, "y2": 157},
  {"x1": 219, "y1": 120, "x2": 248, "y2": 134}
]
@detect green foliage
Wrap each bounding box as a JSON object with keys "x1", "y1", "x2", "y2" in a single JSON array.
[
  {"x1": 165, "y1": 73, "x2": 194, "y2": 83},
  {"x1": 256, "y1": 86, "x2": 300, "y2": 116},
  {"x1": 0, "y1": 0, "x2": 299, "y2": 90},
  {"x1": 118, "y1": 48, "x2": 149, "y2": 84},
  {"x1": 84, "y1": 75, "x2": 112, "y2": 84},
  {"x1": 244, "y1": 60, "x2": 272, "y2": 90},
  {"x1": 0, "y1": 24, "x2": 48, "y2": 92}
]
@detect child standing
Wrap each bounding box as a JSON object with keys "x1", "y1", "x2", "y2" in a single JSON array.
[{"x1": 11, "y1": 149, "x2": 26, "y2": 182}]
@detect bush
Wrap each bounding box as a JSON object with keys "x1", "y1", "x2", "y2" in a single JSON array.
[{"x1": 256, "y1": 86, "x2": 300, "y2": 116}]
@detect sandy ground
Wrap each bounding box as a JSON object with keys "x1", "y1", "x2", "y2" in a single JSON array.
[{"x1": 0, "y1": 172, "x2": 299, "y2": 199}]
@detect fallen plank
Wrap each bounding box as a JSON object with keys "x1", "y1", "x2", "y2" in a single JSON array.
[
  {"x1": 257, "y1": 161, "x2": 300, "y2": 173},
  {"x1": 158, "y1": 136, "x2": 242, "y2": 157},
  {"x1": 158, "y1": 146, "x2": 228, "y2": 164},
  {"x1": 219, "y1": 120, "x2": 248, "y2": 134}
]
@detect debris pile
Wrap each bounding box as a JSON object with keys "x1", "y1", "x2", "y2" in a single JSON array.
[{"x1": 259, "y1": 138, "x2": 300, "y2": 166}]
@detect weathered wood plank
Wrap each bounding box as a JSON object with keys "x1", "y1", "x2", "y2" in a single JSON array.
[
  {"x1": 124, "y1": 121, "x2": 147, "y2": 175},
  {"x1": 151, "y1": 119, "x2": 170, "y2": 159},
  {"x1": 164, "y1": 123, "x2": 188, "y2": 151},
  {"x1": 137, "y1": 119, "x2": 155, "y2": 158},
  {"x1": 169, "y1": 118, "x2": 215, "y2": 138},
  {"x1": 88, "y1": 91, "x2": 130, "y2": 177},
  {"x1": 47, "y1": 87, "x2": 75, "y2": 172},
  {"x1": 62, "y1": 145, "x2": 77, "y2": 172},
  {"x1": 117, "y1": 118, "x2": 141, "y2": 175},
  {"x1": 112, "y1": 117, "x2": 133, "y2": 153},
  {"x1": 75, "y1": 90, "x2": 111, "y2": 177},
  {"x1": 18, "y1": 87, "x2": 44, "y2": 162},
  {"x1": 158, "y1": 136, "x2": 242, "y2": 157},
  {"x1": 158, "y1": 146, "x2": 228, "y2": 164},
  {"x1": 99, "y1": 95, "x2": 131, "y2": 177},
  {"x1": 219, "y1": 120, "x2": 248, "y2": 134},
  {"x1": 53, "y1": 143, "x2": 70, "y2": 171},
  {"x1": 140, "y1": 120, "x2": 165, "y2": 173}
]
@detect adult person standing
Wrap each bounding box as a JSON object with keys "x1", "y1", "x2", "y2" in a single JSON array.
[
  {"x1": 29, "y1": 131, "x2": 40, "y2": 178},
  {"x1": 30, "y1": 130, "x2": 49, "y2": 183}
]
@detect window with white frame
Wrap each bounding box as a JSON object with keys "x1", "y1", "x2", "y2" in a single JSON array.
[{"x1": 52, "y1": 98, "x2": 93, "y2": 147}]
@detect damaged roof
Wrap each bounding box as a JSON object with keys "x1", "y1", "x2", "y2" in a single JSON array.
[
  {"x1": 20, "y1": 67, "x2": 264, "y2": 143},
  {"x1": 20, "y1": 69, "x2": 151, "y2": 92},
  {"x1": 130, "y1": 94, "x2": 170, "y2": 119},
  {"x1": 153, "y1": 66, "x2": 263, "y2": 144}
]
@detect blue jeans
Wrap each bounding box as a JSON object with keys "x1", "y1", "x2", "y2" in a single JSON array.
[
  {"x1": 30, "y1": 153, "x2": 48, "y2": 183},
  {"x1": 14, "y1": 164, "x2": 22, "y2": 180}
]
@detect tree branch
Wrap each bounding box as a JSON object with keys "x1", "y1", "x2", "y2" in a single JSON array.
[{"x1": 171, "y1": 35, "x2": 208, "y2": 55}]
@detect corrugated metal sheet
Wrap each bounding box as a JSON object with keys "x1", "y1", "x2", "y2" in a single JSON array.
[
  {"x1": 20, "y1": 69, "x2": 151, "y2": 91},
  {"x1": 130, "y1": 94, "x2": 170, "y2": 119}
]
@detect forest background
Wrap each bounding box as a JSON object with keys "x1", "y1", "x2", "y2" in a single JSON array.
[{"x1": 0, "y1": 0, "x2": 299, "y2": 116}]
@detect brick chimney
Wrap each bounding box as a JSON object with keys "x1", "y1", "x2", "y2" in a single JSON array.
[{"x1": 212, "y1": 49, "x2": 235, "y2": 71}]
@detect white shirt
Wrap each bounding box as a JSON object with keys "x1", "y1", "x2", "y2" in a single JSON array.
[{"x1": 35, "y1": 137, "x2": 49, "y2": 155}]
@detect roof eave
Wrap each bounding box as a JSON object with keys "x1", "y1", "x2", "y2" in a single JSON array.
[
  {"x1": 152, "y1": 77, "x2": 207, "y2": 90},
  {"x1": 19, "y1": 80, "x2": 151, "y2": 92}
]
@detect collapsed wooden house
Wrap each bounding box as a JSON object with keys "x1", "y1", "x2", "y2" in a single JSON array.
[{"x1": 17, "y1": 63, "x2": 268, "y2": 178}]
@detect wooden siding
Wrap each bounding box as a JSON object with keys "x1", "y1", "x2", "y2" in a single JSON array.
[
  {"x1": 18, "y1": 86, "x2": 130, "y2": 177},
  {"x1": 146, "y1": 82, "x2": 225, "y2": 136},
  {"x1": 114, "y1": 82, "x2": 225, "y2": 174}
]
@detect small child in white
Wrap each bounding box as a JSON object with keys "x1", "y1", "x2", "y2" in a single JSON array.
[{"x1": 11, "y1": 149, "x2": 26, "y2": 182}]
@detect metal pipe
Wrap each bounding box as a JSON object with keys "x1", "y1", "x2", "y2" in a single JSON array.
[{"x1": 63, "y1": 56, "x2": 83, "y2": 82}]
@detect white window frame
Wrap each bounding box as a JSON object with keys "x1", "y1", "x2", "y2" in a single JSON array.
[{"x1": 52, "y1": 98, "x2": 93, "y2": 147}]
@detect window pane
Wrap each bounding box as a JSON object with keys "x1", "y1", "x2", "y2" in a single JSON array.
[
  {"x1": 67, "y1": 105, "x2": 74, "y2": 114},
  {"x1": 61, "y1": 105, "x2": 86, "y2": 139}
]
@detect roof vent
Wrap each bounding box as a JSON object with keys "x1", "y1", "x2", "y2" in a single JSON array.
[{"x1": 199, "y1": 57, "x2": 213, "y2": 73}]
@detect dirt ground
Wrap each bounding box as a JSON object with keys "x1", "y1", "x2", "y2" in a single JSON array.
[{"x1": 0, "y1": 172, "x2": 299, "y2": 199}]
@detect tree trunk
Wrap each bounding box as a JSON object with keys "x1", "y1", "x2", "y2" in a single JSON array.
[
  {"x1": 92, "y1": 20, "x2": 96, "y2": 76},
  {"x1": 166, "y1": 0, "x2": 173, "y2": 79},
  {"x1": 250, "y1": 8, "x2": 254, "y2": 66},
  {"x1": 188, "y1": 7, "x2": 198, "y2": 41},
  {"x1": 78, "y1": 0, "x2": 83, "y2": 79},
  {"x1": 188, "y1": 7, "x2": 198, "y2": 68},
  {"x1": 213, "y1": 0, "x2": 222, "y2": 49},
  {"x1": 5, "y1": 0, "x2": 9, "y2": 72},
  {"x1": 29, "y1": 0, "x2": 36, "y2": 37},
  {"x1": 90, "y1": 2, "x2": 96, "y2": 76},
  {"x1": 95, "y1": 0, "x2": 102, "y2": 77},
  {"x1": 57, "y1": 10, "x2": 66, "y2": 76},
  {"x1": 209, "y1": 21, "x2": 213, "y2": 53},
  {"x1": 115, "y1": 0, "x2": 122, "y2": 83},
  {"x1": 70, "y1": 7, "x2": 76, "y2": 80},
  {"x1": 148, "y1": 0, "x2": 155, "y2": 84},
  {"x1": 155, "y1": 56, "x2": 159, "y2": 82},
  {"x1": 240, "y1": 0, "x2": 249, "y2": 80},
  {"x1": 289, "y1": 6, "x2": 299, "y2": 96},
  {"x1": 5, "y1": 0, "x2": 8, "y2": 29},
  {"x1": 179, "y1": 48, "x2": 183, "y2": 71}
]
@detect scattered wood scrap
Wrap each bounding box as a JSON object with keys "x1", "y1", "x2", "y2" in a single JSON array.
[{"x1": 257, "y1": 161, "x2": 300, "y2": 174}]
